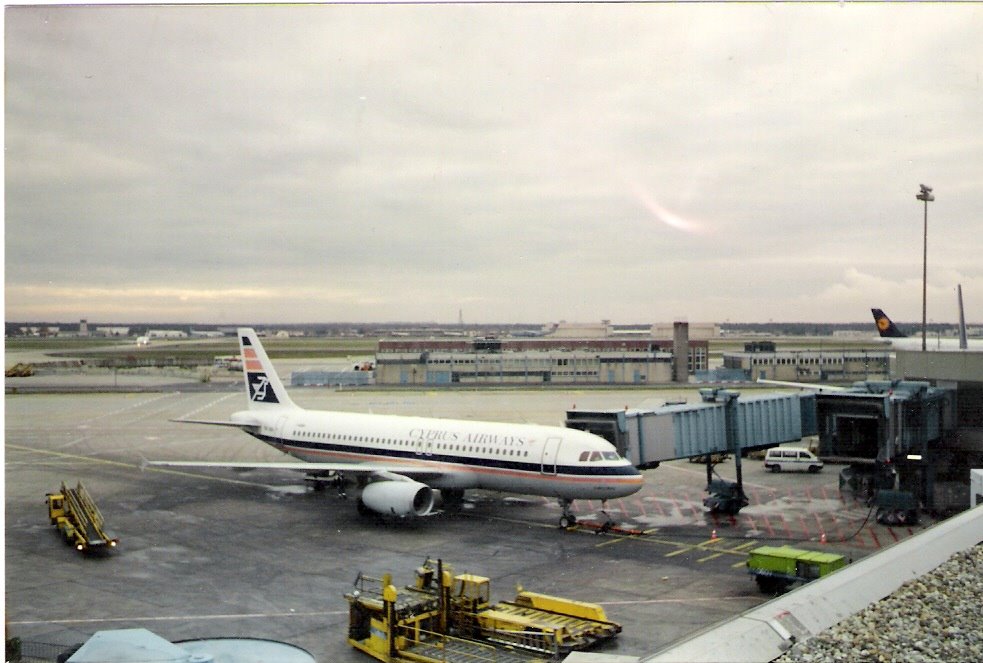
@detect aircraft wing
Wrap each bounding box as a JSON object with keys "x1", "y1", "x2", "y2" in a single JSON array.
[
  {"x1": 170, "y1": 418, "x2": 260, "y2": 428},
  {"x1": 756, "y1": 378, "x2": 849, "y2": 392},
  {"x1": 144, "y1": 460, "x2": 447, "y2": 482}
]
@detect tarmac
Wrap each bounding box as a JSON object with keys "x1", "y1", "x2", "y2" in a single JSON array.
[{"x1": 4, "y1": 381, "x2": 926, "y2": 662}]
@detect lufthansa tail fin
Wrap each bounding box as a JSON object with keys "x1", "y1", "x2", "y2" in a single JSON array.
[
  {"x1": 238, "y1": 328, "x2": 297, "y2": 410},
  {"x1": 957, "y1": 284, "x2": 968, "y2": 350},
  {"x1": 871, "y1": 309, "x2": 907, "y2": 338}
]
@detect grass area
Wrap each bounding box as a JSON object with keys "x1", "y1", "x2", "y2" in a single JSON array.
[
  {"x1": 5, "y1": 337, "x2": 133, "y2": 351},
  {"x1": 5, "y1": 336, "x2": 378, "y2": 363}
]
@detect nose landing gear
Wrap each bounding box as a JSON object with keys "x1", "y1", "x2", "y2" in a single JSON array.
[{"x1": 558, "y1": 498, "x2": 577, "y2": 528}]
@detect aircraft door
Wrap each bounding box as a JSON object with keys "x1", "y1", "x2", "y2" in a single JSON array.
[
  {"x1": 541, "y1": 436, "x2": 562, "y2": 475},
  {"x1": 275, "y1": 416, "x2": 289, "y2": 443},
  {"x1": 415, "y1": 437, "x2": 433, "y2": 457}
]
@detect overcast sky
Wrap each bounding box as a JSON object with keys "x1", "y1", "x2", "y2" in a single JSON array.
[{"x1": 5, "y1": 3, "x2": 982, "y2": 325}]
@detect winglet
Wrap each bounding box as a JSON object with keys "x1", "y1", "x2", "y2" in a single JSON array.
[
  {"x1": 871, "y1": 309, "x2": 907, "y2": 338},
  {"x1": 238, "y1": 328, "x2": 297, "y2": 410}
]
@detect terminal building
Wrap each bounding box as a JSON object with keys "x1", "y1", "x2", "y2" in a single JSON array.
[
  {"x1": 374, "y1": 323, "x2": 709, "y2": 386},
  {"x1": 722, "y1": 342, "x2": 891, "y2": 383}
]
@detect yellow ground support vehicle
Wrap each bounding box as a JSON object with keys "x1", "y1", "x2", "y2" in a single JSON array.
[
  {"x1": 345, "y1": 559, "x2": 621, "y2": 662},
  {"x1": 5, "y1": 362, "x2": 35, "y2": 377},
  {"x1": 46, "y1": 482, "x2": 119, "y2": 553}
]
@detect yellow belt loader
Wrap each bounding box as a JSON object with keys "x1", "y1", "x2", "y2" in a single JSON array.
[
  {"x1": 46, "y1": 482, "x2": 119, "y2": 553},
  {"x1": 345, "y1": 559, "x2": 621, "y2": 662}
]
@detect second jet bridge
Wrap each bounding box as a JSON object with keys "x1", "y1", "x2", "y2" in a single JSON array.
[{"x1": 566, "y1": 389, "x2": 816, "y2": 470}]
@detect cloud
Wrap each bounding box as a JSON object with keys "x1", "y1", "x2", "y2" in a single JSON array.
[{"x1": 5, "y1": 4, "x2": 983, "y2": 323}]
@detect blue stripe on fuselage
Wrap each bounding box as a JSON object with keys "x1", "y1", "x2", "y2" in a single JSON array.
[{"x1": 248, "y1": 432, "x2": 639, "y2": 478}]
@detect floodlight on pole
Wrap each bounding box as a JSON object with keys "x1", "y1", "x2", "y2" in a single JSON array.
[{"x1": 916, "y1": 184, "x2": 935, "y2": 351}]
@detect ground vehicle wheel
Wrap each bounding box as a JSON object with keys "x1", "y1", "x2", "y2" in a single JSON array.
[
  {"x1": 754, "y1": 576, "x2": 788, "y2": 594},
  {"x1": 770, "y1": 464, "x2": 780, "y2": 473},
  {"x1": 809, "y1": 465, "x2": 821, "y2": 473}
]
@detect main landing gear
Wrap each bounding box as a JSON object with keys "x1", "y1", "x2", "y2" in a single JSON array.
[
  {"x1": 558, "y1": 499, "x2": 577, "y2": 528},
  {"x1": 441, "y1": 488, "x2": 466, "y2": 510},
  {"x1": 305, "y1": 471, "x2": 348, "y2": 499}
]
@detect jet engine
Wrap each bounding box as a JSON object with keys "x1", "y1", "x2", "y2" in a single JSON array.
[{"x1": 360, "y1": 480, "x2": 434, "y2": 517}]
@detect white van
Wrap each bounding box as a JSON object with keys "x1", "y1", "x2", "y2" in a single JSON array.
[{"x1": 763, "y1": 447, "x2": 823, "y2": 473}]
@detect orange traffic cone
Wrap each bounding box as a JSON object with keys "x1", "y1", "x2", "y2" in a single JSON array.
[
  {"x1": 710, "y1": 529, "x2": 718, "y2": 540},
  {"x1": 819, "y1": 532, "x2": 827, "y2": 544}
]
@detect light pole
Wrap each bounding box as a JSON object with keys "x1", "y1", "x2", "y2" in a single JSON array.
[{"x1": 916, "y1": 184, "x2": 935, "y2": 351}]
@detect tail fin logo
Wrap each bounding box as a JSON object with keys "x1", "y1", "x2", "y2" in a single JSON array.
[
  {"x1": 248, "y1": 372, "x2": 279, "y2": 404},
  {"x1": 876, "y1": 316, "x2": 891, "y2": 333}
]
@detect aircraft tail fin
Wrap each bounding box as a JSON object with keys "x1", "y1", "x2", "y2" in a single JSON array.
[
  {"x1": 238, "y1": 328, "x2": 298, "y2": 410},
  {"x1": 957, "y1": 285, "x2": 968, "y2": 350},
  {"x1": 871, "y1": 309, "x2": 907, "y2": 338}
]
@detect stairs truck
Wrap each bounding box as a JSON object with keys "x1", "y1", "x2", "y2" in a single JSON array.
[{"x1": 46, "y1": 482, "x2": 119, "y2": 553}]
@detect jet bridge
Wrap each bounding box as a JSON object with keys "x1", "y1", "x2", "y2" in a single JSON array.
[
  {"x1": 566, "y1": 390, "x2": 815, "y2": 470},
  {"x1": 566, "y1": 390, "x2": 816, "y2": 515}
]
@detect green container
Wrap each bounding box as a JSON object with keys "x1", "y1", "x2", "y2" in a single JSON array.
[{"x1": 747, "y1": 546, "x2": 846, "y2": 594}]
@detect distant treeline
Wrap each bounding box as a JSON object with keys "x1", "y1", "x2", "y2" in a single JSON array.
[{"x1": 6, "y1": 320, "x2": 956, "y2": 339}]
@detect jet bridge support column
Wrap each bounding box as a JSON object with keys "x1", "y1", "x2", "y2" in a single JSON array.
[{"x1": 700, "y1": 389, "x2": 749, "y2": 515}]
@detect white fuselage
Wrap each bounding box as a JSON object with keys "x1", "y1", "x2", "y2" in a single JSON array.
[
  {"x1": 880, "y1": 337, "x2": 983, "y2": 351},
  {"x1": 233, "y1": 408, "x2": 644, "y2": 501}
]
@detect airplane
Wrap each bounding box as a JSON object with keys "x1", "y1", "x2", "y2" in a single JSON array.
[
  {"x1": 149, "y1": 328, "x2": 644, "y2": 527},
  {"x1": 871, "y1": 303, "x2": 982, "y2": 351}
]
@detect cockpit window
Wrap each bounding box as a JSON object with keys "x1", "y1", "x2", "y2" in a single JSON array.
[{"x1": 581, "y1": 450, "x2": 623, "y2": 462}]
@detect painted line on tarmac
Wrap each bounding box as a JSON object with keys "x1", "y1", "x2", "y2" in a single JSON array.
[
  {"x1": 589, "y1": 530, "x2": 758, "y2": 559},
  {"x1": 177, "y1": 391, "x2": 239, "y2": 420},
  {"x1": 78, "y1": 392, "x2": 182, "y2": 426},
  {"x1": 8, "y1": 611, "x2": 349, "y2": 627},
  {"x1": 5, "y1": 444, "x2": 280, "y2": 489},
  {"x1": 469, "y1": 513, "x2": 560, "y2": 531},
  {"x1": 659, "y1": 461, "x2": 775, "y2": 490}
]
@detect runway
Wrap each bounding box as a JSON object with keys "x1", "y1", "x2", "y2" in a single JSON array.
[{"x1": 5, "y1": 387, "x2": 919, "y2": 661}]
